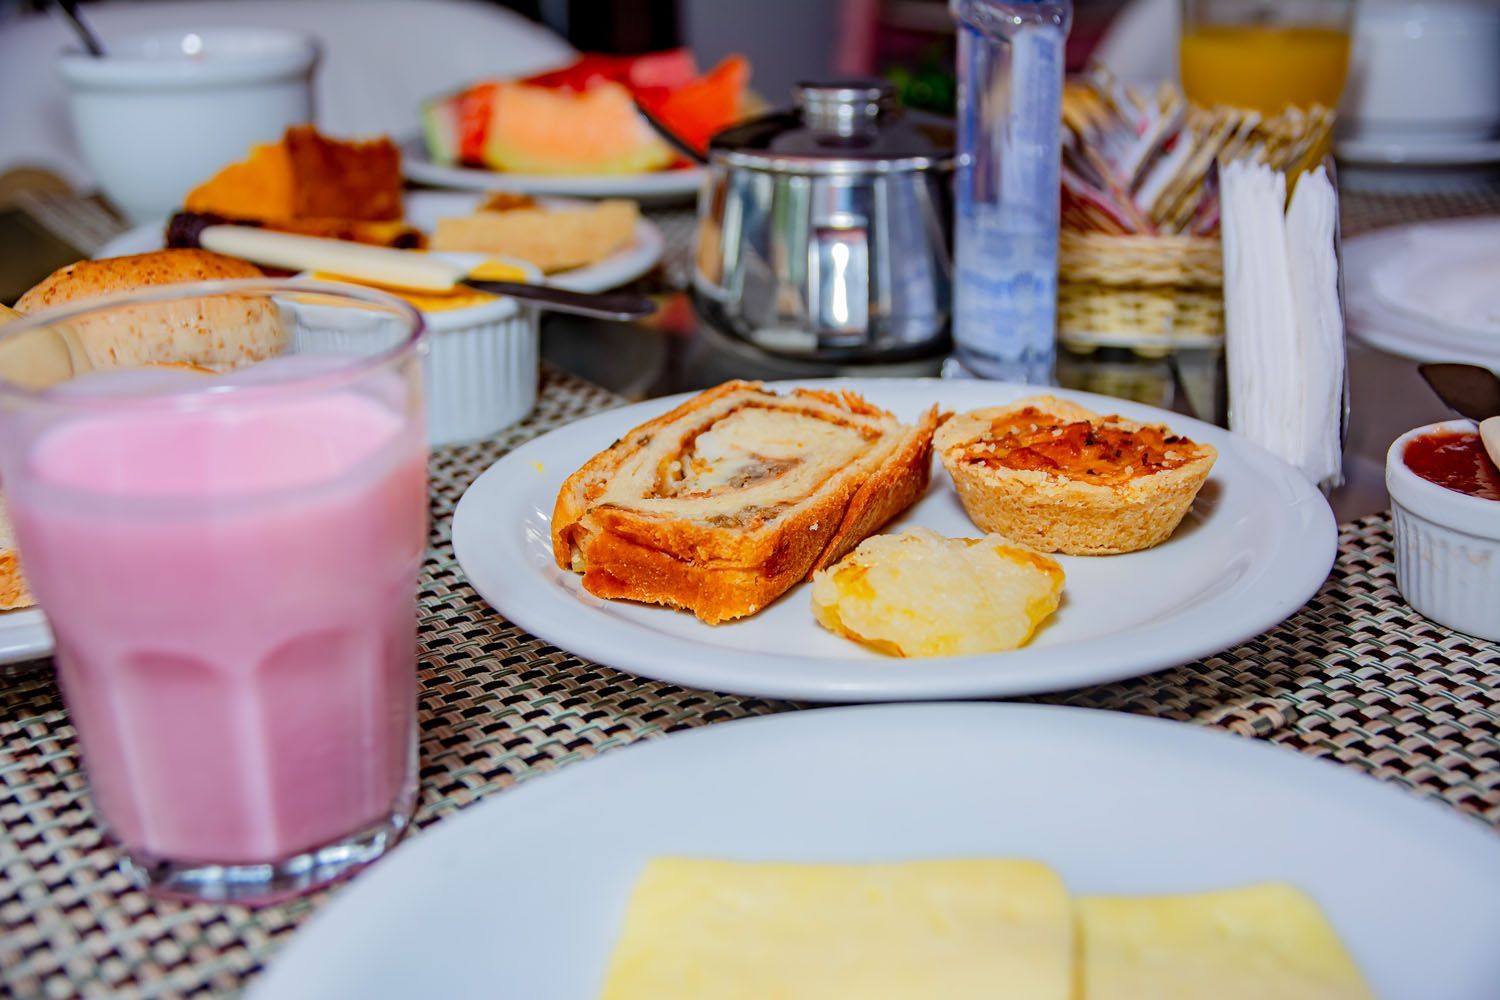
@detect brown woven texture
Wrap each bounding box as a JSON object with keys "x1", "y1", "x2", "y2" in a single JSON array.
[{"x1": 5, "y1": 187, "x2": 1500, "y2": 998}]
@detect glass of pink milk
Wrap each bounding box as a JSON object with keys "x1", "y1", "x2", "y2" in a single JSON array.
[{"x1": 0, "y1": 280, "x2": 429, "y2": 903}]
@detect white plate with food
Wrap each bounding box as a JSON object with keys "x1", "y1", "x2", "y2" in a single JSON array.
[
  {"x1": 0, "y1": 608, "x2": 52, "y2": 665},
  {"x1": 452, "y1": 378, "x2": 1336, "y2": 702},
  {"x1": 94, "y1": 192, "x2": 665, "y2": 295},
  {"x1": 402, "y1": 138, "x2": 705, "y2": 203},
  {"x1": 1345, "y1": 218, "x2": 1500, "y2": 367},
  {"x1": 248, "y1": 702, "x2": 1500, "y2": 1000}
]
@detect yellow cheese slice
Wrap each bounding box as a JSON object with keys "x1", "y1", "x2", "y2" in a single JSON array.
[
  {"x1": 599, "y1": 858, "x2": 1073, "y2": 1000},
  {"x1": 305, "y1": 259, "x2": 529, "y2": 313},
  {"x1": 1078, "y1": 883, "x2": 1375, "y2": 1000}
]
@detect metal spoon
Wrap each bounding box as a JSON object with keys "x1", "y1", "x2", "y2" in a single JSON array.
[
  {"x1": 1417, "y1": 362, "x2": 1500, "y2": 467},
  {"x1": 633, "y1": 99, "x2": 710, "y2": 166},
  {"x1": 55, "y1": 0, "x2": 107, "y2": 57},
  {"x1": 1417, "y1": 362, "x2": 1500, "y2": 422}
]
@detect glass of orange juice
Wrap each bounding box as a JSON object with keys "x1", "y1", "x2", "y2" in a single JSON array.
[{"x1": 1180, "y1": 0, "x2": 1354, "y2": 113}]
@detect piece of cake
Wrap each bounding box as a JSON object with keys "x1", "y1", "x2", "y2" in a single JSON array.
[
  {"x1": 430, "y1": 198, "x2": 639, "y2": 273},
  {"x1": 1078, "y1": 884, "x2": 1375, "y2": 1000},
  {"x1": 183, "y1": 125, "x2": 403, "y2": 222},
  {"x1": 935, "y1": 396, "x2": 1217, "y2": 555},
  {"x1": 552, "y1": 381, "x2": 938, "y2": 623},
  {"x1": 600, "y1": 858, "x2": 1074, "y2": 1000},
  {"x1": 811, "y1": 527, "x2": 1064, "y2": 656}
]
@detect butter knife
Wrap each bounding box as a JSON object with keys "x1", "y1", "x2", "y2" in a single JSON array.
[{"x1": 196, "y1": 226, "x2": 658, "y2": 321}]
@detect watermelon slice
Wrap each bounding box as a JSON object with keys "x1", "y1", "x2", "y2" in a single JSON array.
[{"x1": 421, "y1": 50, "x2": 750, "y2": 174}]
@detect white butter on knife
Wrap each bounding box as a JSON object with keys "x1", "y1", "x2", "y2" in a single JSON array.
[{"x1": 199, "y1": 226, "x2": 469, "y2": 292}]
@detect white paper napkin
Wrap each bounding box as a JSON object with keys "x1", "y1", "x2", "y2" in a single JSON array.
[{"x1": 1221, "y1": 161, "x2": 1345, "y2": 491}]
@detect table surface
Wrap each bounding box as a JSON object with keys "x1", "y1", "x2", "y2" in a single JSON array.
[{"x1": 2, "y1": 182, "x2": 1499, "y2": 998}]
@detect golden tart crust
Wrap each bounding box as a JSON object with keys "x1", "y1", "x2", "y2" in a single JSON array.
[{"x1": 934, "y1": 396, "x2": 1217, "y2": 555}]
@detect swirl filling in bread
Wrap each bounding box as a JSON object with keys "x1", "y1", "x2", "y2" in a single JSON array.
[{"x1": 552, "y1": 381, "x2": 938, "y2": 623}]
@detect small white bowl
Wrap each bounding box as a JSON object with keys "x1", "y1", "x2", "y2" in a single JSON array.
[
  {"x1": 291, "y1": 258, "x2": 541, "y2": 446},
  {"x1": 1386, "y1": 420, "x2": 1500, "y2": 640}
]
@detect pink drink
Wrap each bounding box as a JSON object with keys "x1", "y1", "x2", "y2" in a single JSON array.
[{"x1": 7, "y1": 389, "x2": 427, "y2": 867}]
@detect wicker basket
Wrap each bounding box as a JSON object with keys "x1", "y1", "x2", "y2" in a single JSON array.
[{"x1": 1058, "y1": 231, "x2": 1224, "y2": 358}]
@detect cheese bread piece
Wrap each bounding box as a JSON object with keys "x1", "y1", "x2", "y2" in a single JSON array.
[
  {"x1": 811, "y1": 527, "x2": 1064, "y2": 656},
  {"x1": 600, "y1": 858, "x2": 1073, "y2": 1000},
  {"x1": 430, "y1": 198, "x2": 639, "y2": 273},
  {"x1": 0, "y1": 496, "x2": 34, "y2": 611},
  {"x1": 553, "y1": 381, "x2": 938, "y2": 623},
  {"x1": 1078, "y1": 883, "x2": 1375, "y2": 1000}
]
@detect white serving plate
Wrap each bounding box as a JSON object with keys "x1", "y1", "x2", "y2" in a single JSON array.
[
  {"x1": 400, "y1": 136, "x2": 704, "y2": 203},
  {"x1": 452, "y1": 378, "x2": 1337, "y2": 702},
  {"x1": 1345, "y1": 218, "x2": 1500, "y2": 367},
  {"x1": 94, "y1": 191, "x2": 665, "y2": 295},
  {"x1": 249, "y1": 703, "x2": 1500, "y2": 1000},
  {"x1": 0, "y1": 607, "x2": 52, "y2": 665}
]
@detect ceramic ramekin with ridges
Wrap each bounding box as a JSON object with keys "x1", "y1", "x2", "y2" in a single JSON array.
[
  {"x1": 293, "y1": 258, "x2": 541, "y2": 446},
  {"x1": 1385, "y1": 420, "x2": 1500, "y2": 641}
]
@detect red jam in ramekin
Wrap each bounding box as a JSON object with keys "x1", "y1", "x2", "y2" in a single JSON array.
[{"x1": 1402, "y1": 429, "x2": 1500, "y2": 502}]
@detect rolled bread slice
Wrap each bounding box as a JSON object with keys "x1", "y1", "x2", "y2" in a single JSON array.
[
  {"x1": 14, "y1": 249, "x2": 283, "y2": 370},
  {"x1": 552, "y1": 381, "x2": 938, "y2": 624}
]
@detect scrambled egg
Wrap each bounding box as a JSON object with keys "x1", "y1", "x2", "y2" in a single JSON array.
[{"x1": 811, "y1": 527, "x2": 1064, "y2": 657}]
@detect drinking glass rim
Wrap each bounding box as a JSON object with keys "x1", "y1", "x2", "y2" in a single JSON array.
[{"x1": 0, "y1": 278, "x2": 427, "y2": 412}]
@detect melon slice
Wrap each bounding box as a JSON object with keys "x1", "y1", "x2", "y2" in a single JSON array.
[{"x1": 480, "y1": 81, "x2": 673, "y2": 176}]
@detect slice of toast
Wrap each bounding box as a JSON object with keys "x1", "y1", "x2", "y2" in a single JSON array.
[{"x1": 552, "y1": 381, "x2": 938, "y2": 624}]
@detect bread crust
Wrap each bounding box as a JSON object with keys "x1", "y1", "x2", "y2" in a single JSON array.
[
  {"x1": 16, "y1": 249, "x2": 262, "y2": 314},
  {"x1": 14, "y1": 250, "x2": 284, "y2": 370},
  {"x1": 935, "y1": 396, "x2": 1217, "y2": 555},
  {"x1": 552, "y1": 382, "x2": 937, "y2": 623}
]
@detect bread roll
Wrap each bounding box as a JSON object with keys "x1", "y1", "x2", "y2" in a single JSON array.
[{"x1": 14, "y1": 249, "x2": 285, "y2": 370}]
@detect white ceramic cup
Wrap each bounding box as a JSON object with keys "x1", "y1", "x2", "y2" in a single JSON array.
[
  {"x1": 1340, "y1": 0, "x2": 1500, "y2": 144},
  {"x1": 59, "y1": 28, "x2": 319, "y2": 223}
]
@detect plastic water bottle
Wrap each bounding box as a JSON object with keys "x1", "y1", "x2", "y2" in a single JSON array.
[{"x1": 951, "y1": 0, "x2": 1072, "y2": 383}]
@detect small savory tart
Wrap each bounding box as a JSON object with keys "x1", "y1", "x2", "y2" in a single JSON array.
[
  {"x1": 811, "y1": 528, "x2": 1064, "y2": 657},
  {"x1": 934, "y1": 396, "x2": 1217, "y2": 555}
]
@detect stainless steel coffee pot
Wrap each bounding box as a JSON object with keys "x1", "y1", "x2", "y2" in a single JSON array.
[{"x1": 692, "y1": 81, "x2": 955, "y2": 361}]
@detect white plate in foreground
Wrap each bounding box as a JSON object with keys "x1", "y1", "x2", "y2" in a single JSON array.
[
  {"x1": 93, "y1": 192, "x2": 664, "y2": 295},
  {"x1": 1345, "y1": 219, "x2": 1500, "y2": 367},
  {"x1": 401, "y1": 137, "x2": 704, "y2": 203},
  {"x1": 0, "y1": 607, "x2": 52, "y2": 665},
  {"x1": 249, "y1": 703, "x2": 1500, "y2": 1000},
  {"x1": 452, "y1": 379, "x2": 1336, "y2": 702}
]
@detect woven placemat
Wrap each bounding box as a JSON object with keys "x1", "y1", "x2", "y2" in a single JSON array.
[{"x1": 3, "y1": 363, "x2": 1496, "y2": 998}]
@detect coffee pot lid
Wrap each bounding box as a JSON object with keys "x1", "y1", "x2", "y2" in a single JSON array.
[{"x1": 708, "y1": 79, "x2": 955, "y2": 174}]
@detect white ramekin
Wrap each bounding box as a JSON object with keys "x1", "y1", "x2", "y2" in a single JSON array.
[
  {"x1": 292, "y1": 261, "x2": 541, "y2": 446},
  {"x1": 1385, "y1": 420, "x2": 1500, "y2": 641}
]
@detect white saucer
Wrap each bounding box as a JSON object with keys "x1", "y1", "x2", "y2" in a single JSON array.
[
  {"x1": 1345, "y1": 218, "x2": 1500, "y2": 367},
  {"x1": 1337, "y1": 134, "x2": 1500, "y2": 168}
]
